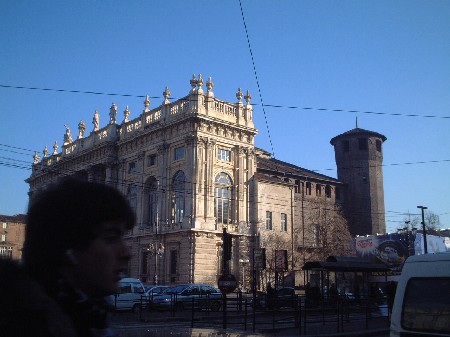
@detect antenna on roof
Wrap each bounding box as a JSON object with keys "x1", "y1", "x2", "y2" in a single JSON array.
[{"x1": 356, "y1": 114, "x2": 358, "y2": 128}]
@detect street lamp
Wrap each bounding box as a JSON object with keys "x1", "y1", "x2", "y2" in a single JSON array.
[
  {"x1": 147, "y1": 242, "x2": 165, "y2": 285},
  {"x1": 397, "y1": 221, "x2": 417, "y2": 257},
  {"x1": 417, "y1": 206, "x2": 428, "y2": 254},
  {"x1": 239, "y1": 258, "x2": 249, "y2": 291}
]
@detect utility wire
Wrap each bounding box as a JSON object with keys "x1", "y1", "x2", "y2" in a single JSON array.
[
  {"x1": 238, "y1": 0, "x2": 276, "y2": 158},
  {"x1": 2, "y1": 83, "x2": 449, "y2": 120}
]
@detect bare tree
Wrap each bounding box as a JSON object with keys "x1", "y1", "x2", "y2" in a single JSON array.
[{"x1": 300, "y1": 201, "x2": 353, "y2": 261}]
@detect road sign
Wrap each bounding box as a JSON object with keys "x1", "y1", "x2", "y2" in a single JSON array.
[{"x1": 218, "y1": 273, "x2": 238, "y2": 294}]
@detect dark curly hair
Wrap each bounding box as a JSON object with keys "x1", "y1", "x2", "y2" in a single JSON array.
[{"x1": 23, "y1": 177, "x2": 135, "y2": 289}]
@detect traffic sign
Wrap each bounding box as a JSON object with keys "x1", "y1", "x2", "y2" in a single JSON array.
[{"x1": 218, "y1": 273, "x2": 238, "y2": 294}]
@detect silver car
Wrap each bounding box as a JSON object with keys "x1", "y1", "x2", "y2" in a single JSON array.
[{"x1": 153, "y1": 284, "x2": 223, "y2": 311}]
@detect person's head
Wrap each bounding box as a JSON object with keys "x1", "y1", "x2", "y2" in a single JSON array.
[{"x1": 23, "y1": 177, "x2": 135, "y2": 297}]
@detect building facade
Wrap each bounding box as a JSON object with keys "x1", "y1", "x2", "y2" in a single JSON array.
[
  {"x1": 26, "y1": 75, "x2": 386, "y2": 288},
  {"x1": 0, "y1": 214, "x2": 26, "y2": 260}
]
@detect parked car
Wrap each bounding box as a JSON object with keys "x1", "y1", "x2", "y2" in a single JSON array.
[
  {"x1": 255, "y1": 287, "x2": 298, "y2": 309},
  {"x1": 152, "y1": 284, "x2": 222, "y2": 311},
  {"x1": 142, "y1": 285, "x2": 170, "y2": 308}
]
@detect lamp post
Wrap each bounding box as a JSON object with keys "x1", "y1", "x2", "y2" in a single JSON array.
[
  {"x1": 398, "y1": 221, "x2": 417, "y2": 257},
  {"x1": 239, "y1": 258, "x2": 249, "y2": 291},
  {"x1": 417, "y1": 206, "x2": 428, "y2": 254},
  {"x1": 147, "y1": 242, "x2": 165, "y2": 285}
]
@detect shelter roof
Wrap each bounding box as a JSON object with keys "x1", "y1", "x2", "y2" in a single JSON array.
[{"x1": 302, "y1": 256, "x2": 390, "y2": 272}]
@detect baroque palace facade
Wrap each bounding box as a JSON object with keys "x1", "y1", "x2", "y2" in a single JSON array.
[{"x1": 27, "y1": 75, "x2": 386, "y2": 289}]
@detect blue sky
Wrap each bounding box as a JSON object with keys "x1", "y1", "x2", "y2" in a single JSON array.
[{"x1": 1, "y1": 0, "x2": 449, "y2": 233}]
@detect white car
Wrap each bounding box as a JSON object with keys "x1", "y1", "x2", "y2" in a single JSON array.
[{"x1": 390, "y1": 253, "x2": 450, "y2": 337}]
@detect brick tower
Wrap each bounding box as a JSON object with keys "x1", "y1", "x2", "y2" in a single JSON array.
[{"x1": 330, "y1": 125, "x2": 387, "y2": 236}]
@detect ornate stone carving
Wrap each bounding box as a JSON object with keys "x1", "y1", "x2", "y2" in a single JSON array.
[
  {"x1": 43, "y1": 146, "x2": 49, "y2": 158},
  {"x1": 63, "y1": 125, "x2": 73, "y2": 145},
  {"x1": 244, "y1": 90, "x2": 252, "y2": 105},
  {"x1": 109, "y1": 103, "x2": 117, "y2": 124},
  {"x1": 52, "y1": 141, "x2": 59, "y2": 155},
  {"x1": 143, "y1": 96, "x2": 151, "y2": 113},
  {"x1": 190, "y1": 74, "x2": 197, "y2": 94},
  {"x1": 206, "y1": 77, "x2": 214, "y2": 98},
  {"x1": 197, "y1": 74, "x2": 204, "y2": 94},
  {"x1": 236, "y1": 88, "x2": 243, "y2": 103},
  {"x1": 93, "y1": 110, "x2": 100, "y2": 131},
  {"x1": 33, "y1": 151, "x2": 40, "y2": 164},
  {"x1": 123, "y1": 106, "x2": 130, "y2": 123},
  {"x1": 78, "y1": 120, "x2": 86, "y2": 139},
  {"x1": 163, "y1": 86, "x2": 171, "y2": 105}
]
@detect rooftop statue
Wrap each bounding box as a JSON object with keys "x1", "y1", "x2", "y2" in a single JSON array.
[
  {"x1": 78, "y1": 120, "x2": 86, "y2": 139},
  {"x1": 93, "y1": 110, "x2": 100, "y2": 131},
  {"x1": 63, "y1": 125, "x2": 73, "y2": 145},
  {"x1": 109, "y1": 103, "x2": 117, "y2": 124}
]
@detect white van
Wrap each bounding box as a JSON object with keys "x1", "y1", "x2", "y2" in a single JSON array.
[
  {"x1": 390, "y1": 253, "x2": 450, "y2": 337},
  {"x1": 109, "y1": 278, "x2": 146, "y2": 312}
]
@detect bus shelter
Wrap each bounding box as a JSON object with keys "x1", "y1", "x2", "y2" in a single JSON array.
[{"x1": 302, "y1": 256, "x2": 390, "y2": 306}]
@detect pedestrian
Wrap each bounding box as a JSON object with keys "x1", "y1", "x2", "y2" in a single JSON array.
[{"x1": 0, "y1": 178, "x2": 135, "y2": 337}]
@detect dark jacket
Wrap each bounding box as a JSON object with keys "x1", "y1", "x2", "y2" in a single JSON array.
[{"x1": 0, "y1": 260, "x2": 112, "y2": 337}]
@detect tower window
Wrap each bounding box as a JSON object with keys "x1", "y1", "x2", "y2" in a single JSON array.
[
  {"x1": 335, "y1": 187, "x2": 341, "y2": 200},
  {"x1": 376, "y1": 140, "x2": 382, "y2": 152},
  {"x1": 325, "y1": 185, "x2": 331, "y2": 198},
  {"x1": 316, "y1": 184, "x2": 322, "y2": 196},
  {"x1": 342, "y1": 140, "x2": 350, "y2": 153},
  {"x1": 305, "y1": 182, "x2": 312, "y2": 195},
  {"x1": 358, "y1": 138, "x2": 368, "y2": 151}
]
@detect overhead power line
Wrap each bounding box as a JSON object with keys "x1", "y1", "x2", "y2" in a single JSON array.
[{"x1": 2, "y1": 83, "x2": 449, "y2": 120}]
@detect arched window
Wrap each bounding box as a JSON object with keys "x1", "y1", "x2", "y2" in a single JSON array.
[
  {"x1": 214, "y1": 173, "x2": 234, "y2": 225},
  {"x1": 146, "y1": 178, "x2": 158, "y2": 226},
  {"x1": 171, "y1": 171, "x2": 185, "y2": 223},
  {"x1": 127, "y1": 184, "x2": 138, "y2": 216}
]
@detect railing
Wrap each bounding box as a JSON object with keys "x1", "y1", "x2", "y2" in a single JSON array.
[{"x1": 129, "y1": 292, "x2": 390, "y2": 335}]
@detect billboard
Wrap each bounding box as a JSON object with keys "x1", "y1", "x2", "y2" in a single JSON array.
[{"x1": 356, "y1": 233, "x2": 449, "y2": 272}]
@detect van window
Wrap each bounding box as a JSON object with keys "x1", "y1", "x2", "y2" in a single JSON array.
[{"x1": 402, "y1": 277, "x2": 450, "y2": 334}]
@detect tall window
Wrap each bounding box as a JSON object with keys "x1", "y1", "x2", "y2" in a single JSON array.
[
  {"x1": 281, "y1": 213, "x2": 287, "y2": 232},
  {"x1": 342, "y1": 140, "x2": 350, "y2": 153},
  {"x1": 316, "y1": 184, "x2": 322, "y2": 196},
  {"x1": 170, "y1": 250, "x2": 178, "y2": 283},
  {"x1": 376, "y1": 139, "x2": 382, "y2": 152},
  {"x1": 218, "y1": 148, "x2": 231, "y2": 161},
  {"x1": 147, "y1": 178, "x2": 158, "y2": 226},
  {"x1": 0, "y1": 246, "x2": 13, "y2": 259},
  {"x1": 127, "y1": 184, "x2": 137, "y2": 215},
  {"x1": 171, "y1": 171, "x2": 185, "y2": 223},
  {"x1": 141, "y1": 251, "x2": 149, "y2": 274},
  {"x1": 325, "y1": 185, "x2": 332, "y2": 198},
  {"x1": 174, "y1": 146, "x2": 185, "y2": 160},
  {"x1": 312, "y1": 224, "x2": 320, "y2": 247},
  {"x1": 147, "y1": 154, "x2": 157, "y2": 166},
  {"x1": 306, "y1": 182, "x2": 312, "y2": 195},
  {"x1": 214, "y1": 173, "x2": 233, "y2": 225},
  {"x1": 358, "y1": 138, "x2": 368, "y2": 150},
  {"x1": 266, "y1": 211, "x2": 273, "y2": 230}
]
